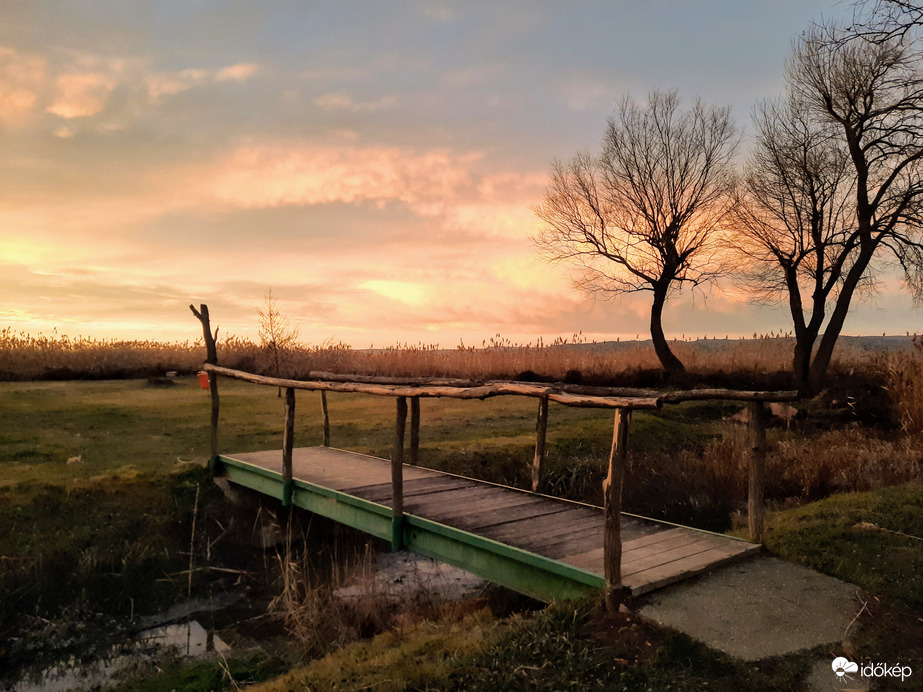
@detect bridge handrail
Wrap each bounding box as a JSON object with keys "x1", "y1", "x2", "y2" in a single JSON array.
[{"x1": 202, "y1": 363, "x2": 798, "y2": 408}]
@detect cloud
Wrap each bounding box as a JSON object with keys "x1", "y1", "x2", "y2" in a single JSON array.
[
  {"x1": 0, "y1": 46, "x2": 45, "y2": 123},
  {"x1": 1, "y1": 46, "x2": 260, "y2": 126},
  {"x1": 314, "y1": 91, "x2": 398, "y2": 111},
  {"x1": 216, "y1": 62, "x2": 257, "y2": 82},
  {"x1": 47, "y1": 71, "x2": 118, "y2": 118},
  {"x1": 208, "y1": 142, "x2": 483, "y2": 216},
  {"x1": 146, "y1": 62, "x2": 257, "y2": 101}
]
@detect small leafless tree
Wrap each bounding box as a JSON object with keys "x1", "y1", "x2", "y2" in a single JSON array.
[
  {"x1": 258, "y1": 289, "x2": 301, "y2": 395},
  {"x1": 533, "y1": 91, "x2": 738, "y2": 374},
  {"x1": 736, "y1": 25, "x2": 923, "y2": 393}
]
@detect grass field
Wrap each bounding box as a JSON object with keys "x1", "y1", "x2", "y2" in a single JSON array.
[{"x1": 1, "y1": 374, "x2": 922, "y2": 690}]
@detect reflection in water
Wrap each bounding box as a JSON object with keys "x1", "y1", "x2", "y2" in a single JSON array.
[
  {"x1": 141, "y1": 620, "x2": 230, "y2": 657},
  {"x1": 12, "y1": 620, "x2": 229, "y2": 692}
]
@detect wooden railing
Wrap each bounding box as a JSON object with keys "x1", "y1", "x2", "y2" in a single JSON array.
[{"x1": 191, "y1": 304, "x2": 797, "y2": 611}]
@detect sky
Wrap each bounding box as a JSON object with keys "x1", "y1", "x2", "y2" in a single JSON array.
[{"x1": 2, "y1": 0, "x2": 920, "y2": 347}]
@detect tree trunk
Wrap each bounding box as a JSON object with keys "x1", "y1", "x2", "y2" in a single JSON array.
[
  {"x1": 650, "y1": 283, "x2": 685, "y2": 374},
  {"x1": 807, "y1": 247, "x2": 874, "y2": 393},
  {"x1": 792, "y1": 330, "x2": 816, "y2": 396}
]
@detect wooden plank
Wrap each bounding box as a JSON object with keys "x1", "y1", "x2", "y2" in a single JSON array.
[
  {"x1": 627, "y1": 542, "x2": 760, "y2": 595},
  {"x1": 458, "y1": 503, "x2": 578, "y2": 532},
  {"x1": 622, "y1": 531, "x2": 716, "y2": 563},
  {"x1": 230, "y1": 448, "x2": 439, "y2": 487},
  {"x1": 415, "y1": 492, "x2": 550, "y2": 520},
  {"x1": 620, "y1": 526, "x2": 699, "y2": 551},
  {"x1": 347, "y1": 475, "x2": 477, "y2": 502},
  {"x1": 622, "y1": 536, "x2": 729, "y2": 578},
  {"x1": 561, "y1": 527, "x2": 695, "y2": 571},
  {"x1": 485, "y1": 525, "x2": 604, "y2": 559},
  {"x1": 560, "y1": 547, "x2": 604, "y2": 572},
  {"x1": 402, "y1": 484, "x2": 517, "y2": 510},
  {"x1": 482, "y1": 509, "x2": 602, "y2": 544},
  {"x1": 532, "y1": 531, "x2": 608, "y2": 561},
  {"x1": 484, "y1": 505, "x2": 600, "y2": 533}
]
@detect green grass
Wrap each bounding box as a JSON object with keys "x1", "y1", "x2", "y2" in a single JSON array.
[
  {"x1": 245, "y1": 599, "x2": 807, "y2": 692},
  {"x1": 0, "y1": 376, "x2": 705, "y2": 493},
  {"x1": 760, "y1": 481, "x2": 923, "y2": 610},
  {"x1": 125, "y1": 652, "x2": 290, "y2": 692}
]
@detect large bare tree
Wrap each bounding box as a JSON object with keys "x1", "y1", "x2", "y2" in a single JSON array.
[
  {"x1": 533, "y1": 91, "x2": 737, "y2": 374},
  {"x1": 733, "y1": 96, "x2": 855, "y2": 391},
  {"x1": 850, "y1": 0, "x2": 923, "y2": 43},
  {"x1": 737, "y1": 25, "x2": 923, "y2": 393}
]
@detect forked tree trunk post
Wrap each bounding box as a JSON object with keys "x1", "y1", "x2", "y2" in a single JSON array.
[
  {"x1": 409, "y1": 396, "x2": 420, "y2": 466},
  {"x1": 189, "y1": 304, "x2": 220, "y2": 464},
  {"x1": 532, "y1": 396, "x2": 549, "y2": 492},
  {"x1": 282, "y1": 387, "x2": 296, "y2": 507},
  {"x1": 604, "y1": 407, "x2": 631, "y2": 613},
  {"x1": 748, "y1": 401, "x2": 767, "y2": 542},
  {"x1": 391, "y1": 396, "x2": 408, "y2": 550},
  {"x1": 320, "y1": 391, "x2": 330, "y2": 446}
]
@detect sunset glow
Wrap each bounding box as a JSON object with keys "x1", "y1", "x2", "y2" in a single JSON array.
[{"x1": 2, "y1": 1, "x2": 918, "y2": 347}]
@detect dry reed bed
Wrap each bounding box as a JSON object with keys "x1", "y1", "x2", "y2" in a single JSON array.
[
  {"x1": 0, "y1": 328, "x2": 894, "y2": 380},
  {"x1": 6, "y1": 327, "x2": 923, "y2": 432}
]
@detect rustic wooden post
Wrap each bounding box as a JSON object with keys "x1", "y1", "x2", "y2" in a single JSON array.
[
  {"x1": 748, "y1": 400, "x2": 767, "y2": 543},
  {"x1": 604, "y1": 407, "x2": 631, "y2": 613},
  {"x1": 391, "y1": 396, "x2": 407, "y2": 551},
  {"x1": 409, "y1": 396, "x2": 420, "y2": 466},
  {"x1": 189, "y1": 304, "x2": 220, "y2": 466},
  {"x1": 282, "y1": 387, "x2": 296, "y2": 507},
  {"x1": 531, "y1": 396, "x2": 549, "y2": 492},
  {"x1": 320, "y1": 391, "x2": 330, "y2": 446}
]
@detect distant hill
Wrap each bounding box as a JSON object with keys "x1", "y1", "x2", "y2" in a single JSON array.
[{"x1": 559, "y1": 335, "x2": 917, "y2": 354}]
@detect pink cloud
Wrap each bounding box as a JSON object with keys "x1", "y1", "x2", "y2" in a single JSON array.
[
  {"x1": 0, "y1": 47, "x2": 45, "y2": 122},
  {"x1": 314, "y1": 91, "x2": 398, "y2": 111},
  {"x1": 209, "y1": 142, "x2": 483, "y2": 216},
  {"x1": 47, "y1": 71, "x2": 119, "y2": 118}
]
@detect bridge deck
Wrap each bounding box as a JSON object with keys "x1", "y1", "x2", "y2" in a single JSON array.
[{"x1": 218, "y1": 446, "x2": 759, "y2": 599}]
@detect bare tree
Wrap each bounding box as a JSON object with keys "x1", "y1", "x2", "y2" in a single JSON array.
[
  {"x1": 533, "y1": 91, "x2": 737, "y2": 374},
  {"x1": 733, "y1": 96, "x2": 855, "y2": 391},
  {"x1": 737, "y1": 25, "x2": 923, "y2": 393},
  {"x1": 849, "y1": 0, "x2": 923, "y2": 43},
  {"x1": 258, "y1": 289, "x2": 301, "y2": 395}
]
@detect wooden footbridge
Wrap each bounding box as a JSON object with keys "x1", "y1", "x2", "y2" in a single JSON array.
[{"x1": 191, "y1": 304, "x2": 797, "y2": 609}]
